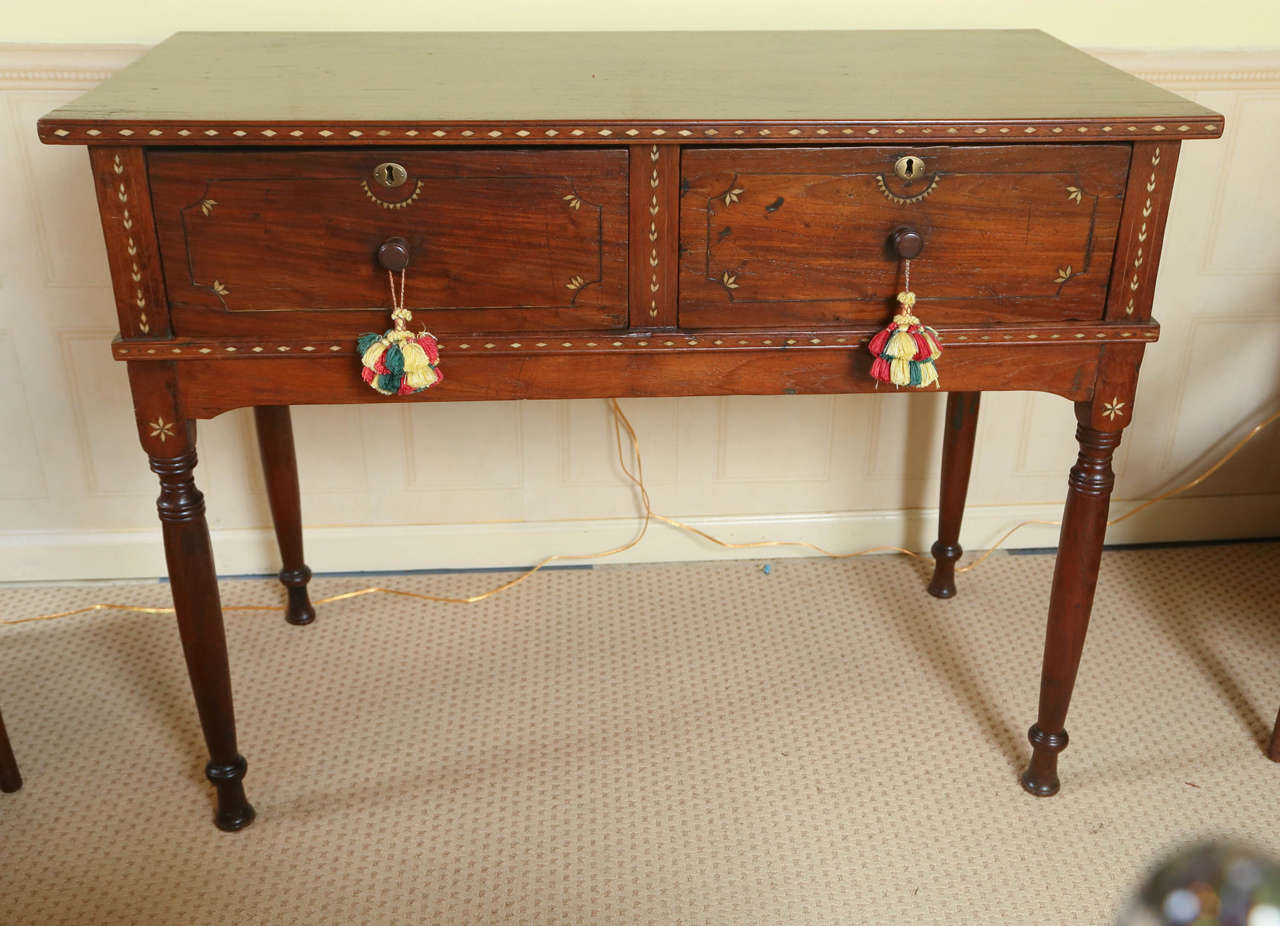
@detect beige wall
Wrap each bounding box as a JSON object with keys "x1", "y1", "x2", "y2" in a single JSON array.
[{"x1": 0, "y1": 44, "x2": 1277, "y2": 581}]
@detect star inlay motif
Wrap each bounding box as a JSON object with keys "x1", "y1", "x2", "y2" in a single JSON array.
[
  {"x1": 1102, "y1": 398, "x2": 1126, "y2": 421},
  {"x1": 149, "y1": 417, "x2": 175, "y2": 442}
]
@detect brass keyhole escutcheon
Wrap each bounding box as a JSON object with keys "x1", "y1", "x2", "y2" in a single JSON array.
[
  {"x1": 894, "y1": 155, "x2": 926, "y2": 182},
  {"x1": 373, "y1": 162, "x2": 408, "y2": 189}
]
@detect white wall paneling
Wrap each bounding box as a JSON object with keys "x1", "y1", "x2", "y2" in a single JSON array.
[{"x1": 0, "y1": 46, "x2": 1276, "y2": 581}]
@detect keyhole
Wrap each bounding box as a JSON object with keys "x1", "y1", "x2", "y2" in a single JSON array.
[
  {"x1": 894, "y1": 155, "x2": 926, "y2": 183},
  {"x1": 374, "y1": 162, "x2": 407, "y2": 189}
]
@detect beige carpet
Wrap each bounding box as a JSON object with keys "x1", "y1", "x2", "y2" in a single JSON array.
[{"x1": 1, "y1": 543, "x2": 1278, "y2": 925}]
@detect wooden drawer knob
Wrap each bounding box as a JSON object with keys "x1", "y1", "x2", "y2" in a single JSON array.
[
  {"x1": 376, "y1": 236, "x2": 411, "y2": 272},
  {"x1": 890, "y1": 226, "x2": 924, "y2": 260}
]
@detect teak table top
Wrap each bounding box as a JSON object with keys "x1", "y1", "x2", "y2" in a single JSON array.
[{"x1": 38, "y1": 30, "x2": 1223, "y2": 146}]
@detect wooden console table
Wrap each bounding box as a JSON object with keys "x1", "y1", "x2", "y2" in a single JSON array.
[{"x1": 38, "y1": 31, "x2": 1223, "y2": 830}]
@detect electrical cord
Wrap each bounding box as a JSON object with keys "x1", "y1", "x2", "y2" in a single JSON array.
[{"x1": 3, "y1": 403, "x2": 1276, "y2": 626}]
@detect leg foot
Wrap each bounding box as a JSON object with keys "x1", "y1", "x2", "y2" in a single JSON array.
[
  {"x1": 927, "y1": 541, "x2": 963, "y2": 599},
  {"x1": 207, "y1": 755, "x2": 256, "y2": 831},
  {"x1": 1020, "y1": 724, "x2": 1069, "y2": 796},
  {"x1": 279, "y1": 566, "x2": 315, "y2": 626},
  {"x1": 927, "y1": 392, "x2": 980, "y2": 600}
]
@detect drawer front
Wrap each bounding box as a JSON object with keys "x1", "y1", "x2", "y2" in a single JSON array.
[
  {"x1": 678, "y1": 145, "x2": 1130, "y2": 328},
  {"x1": 148, "y1": 148, "x2": 629, "y2": 337}
]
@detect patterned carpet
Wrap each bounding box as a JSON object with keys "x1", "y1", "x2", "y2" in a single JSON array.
[{"x1": 1, "y1": 543, "x2": 1278, "y2": 925}]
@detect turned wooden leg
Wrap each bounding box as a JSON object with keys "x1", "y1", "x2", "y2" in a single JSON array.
[
  {"x1": 1268, "y1": 709, "x2": 1280, "y2": 762},
  {"x1": 1021, "y1": 401, "x2": 1124, "y2": 796},
  {"x1": 151, "y1": 434, "x2": 255, "y2": 830},
  {"x1": 928, "y1": 391, "x2": 981, "y2": 599},
  {"x1": 0, "y1": 703, "x2": 21, "y2": 793},
  {"x1": 253, "y1": 406, "x2": 315, "y2": 626}
]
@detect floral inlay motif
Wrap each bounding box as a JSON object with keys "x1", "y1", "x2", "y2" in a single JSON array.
[
  {"x1": 1102, "y1": 398, "x2": 1126, "y2": 421},
  {"x1": 149, "y1": 417, "x2": 175, "y2": 442}
]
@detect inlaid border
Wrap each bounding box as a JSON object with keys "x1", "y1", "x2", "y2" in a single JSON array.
[
  {"x1": 39, "y1": 117, "x2": 1225, "y2": 146},
  {"x1": 628, "y1": 144, "x2": 678, "y2": 327},
  {"x1": 110, "y1": 153, "x2": 150, "y2": 334},
  {"x1": 646, "y1": 145, "x2": 662, "y2": 321},
  {"x1": 1124, "y1": 146, "x2": 1162, "y2": 316},
  {"x1": 1104, "y1": 141, "x2": 1180, "y2": 321},
  {"x1": 112, "y1": 322, "x2": 1160, "y2": 361},
  {"x1": 88, "y1": 147, "x2": 169, "y2": 338}
]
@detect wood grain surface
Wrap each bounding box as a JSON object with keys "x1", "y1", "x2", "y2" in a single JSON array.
[
  {"x1": 38, "y1": 31, "x2": 1223, "y2": 145},
  {"x1": 173, "y1": 345, "x2": 1104, "y2": 419},
  {"x1": 679, "y1": 144, "x2": 1130, "y2": 327},
  {"x1": 148, "y1": 148, "x2": 629, "y2": 336}
]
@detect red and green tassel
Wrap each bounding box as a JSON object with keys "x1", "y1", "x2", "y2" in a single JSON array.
[
  {"x1": 869, "y1": 291, "x2": 942, "y2": 388},
  {"x1": 357, "y1": 307, "x2": 442, "y2": 396}
]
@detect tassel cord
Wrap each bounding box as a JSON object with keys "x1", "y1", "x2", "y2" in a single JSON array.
[{"x1": 358, "y1": 267, "x2": 441, "y2": 395}]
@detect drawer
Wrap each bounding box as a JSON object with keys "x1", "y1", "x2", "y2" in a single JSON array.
[
  {"x1": 148, "y1": 148, "x2": 629, "y2": 337},
  {"x1": 678, "y1": 145, "x2": 1130, "y2": 328}
]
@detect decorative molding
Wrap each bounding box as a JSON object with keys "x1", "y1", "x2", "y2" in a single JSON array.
[
  {"x1": 0, "y1": 43, "x2": 145, "y2": 88},
  {"x1": 3, "y1": 45, "x2": 1276, "y2": 92},
  {"x1": 1090, "y1": 49, "x2": 1280, "y2": 87}
]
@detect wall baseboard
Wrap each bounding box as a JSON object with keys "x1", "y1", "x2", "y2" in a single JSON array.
[{"x1": 1, "y1": 494, "x2": 1274, "y2": 583}]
